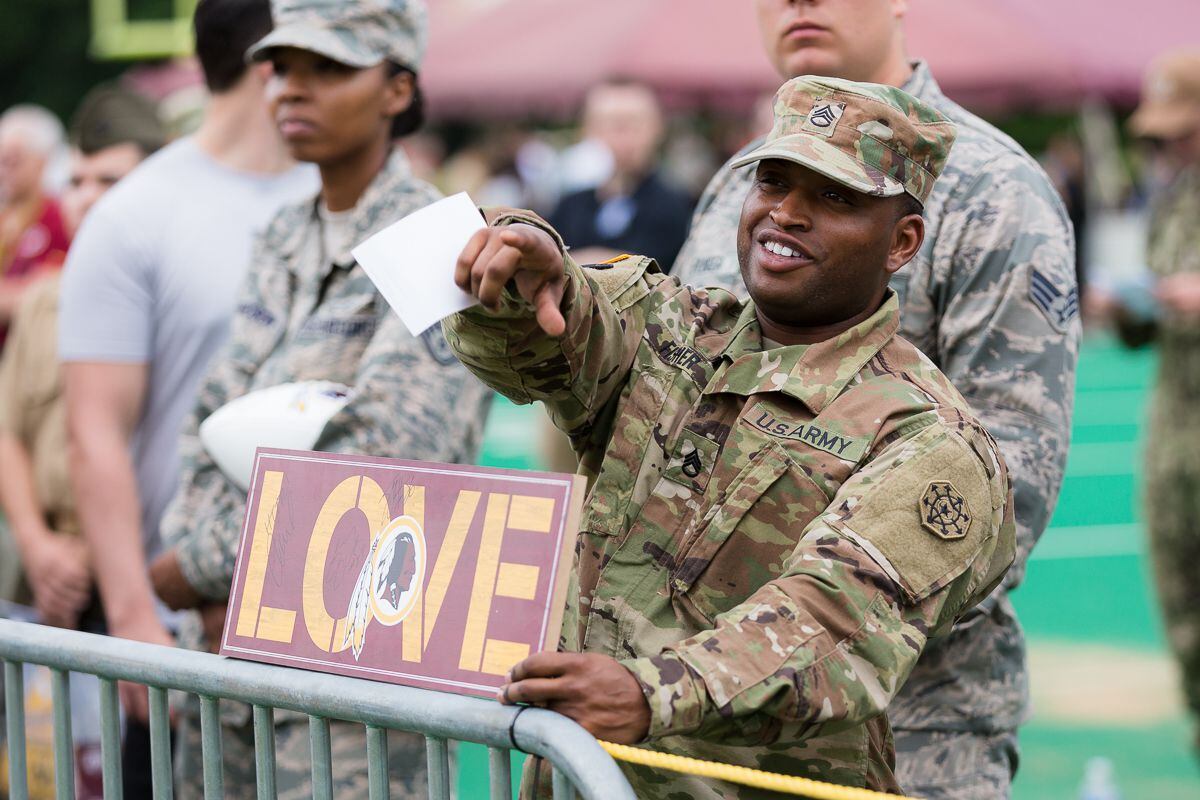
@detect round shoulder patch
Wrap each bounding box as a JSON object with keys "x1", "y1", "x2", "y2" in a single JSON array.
[{"x1": 920, "y1": 480, "x2": 972, "y2": 540}]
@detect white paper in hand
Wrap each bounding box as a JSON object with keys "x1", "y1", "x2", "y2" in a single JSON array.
[{"x1": 351, "y1": 192, "x2": 484, "y2": 334}]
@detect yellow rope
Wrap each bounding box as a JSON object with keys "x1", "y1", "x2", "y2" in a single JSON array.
[{"x1": 597, "y1": 740, "x2": 923, "y2": 800}]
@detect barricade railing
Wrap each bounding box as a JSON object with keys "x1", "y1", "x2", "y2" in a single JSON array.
[{"x1": 0, "y1": 618, "x2": 636, "y2": 800}]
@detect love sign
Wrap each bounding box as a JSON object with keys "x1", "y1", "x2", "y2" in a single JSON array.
[{"x1": 220, "y1": 448, "x2": 585, "y2": 698}]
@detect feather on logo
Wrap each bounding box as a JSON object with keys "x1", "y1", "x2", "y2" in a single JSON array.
[{"x1": 342, "y1": 515, "x2": 426, "y2": 660}]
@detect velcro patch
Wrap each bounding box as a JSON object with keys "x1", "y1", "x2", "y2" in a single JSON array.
[
  {"x1": 919, "y1": 480, "x2": 972, "y2": 540},
  {"x1": 802, "y1": 101, "x2": 846, "y2": 138},
  {"x1": 1029, "y1": 269, "x2": 1079, "y2": 332},
  {"x1": 655, "y1": 339, "x2": 707, "y2": 373},
  {"x1": 743, "y1": 406, "x2": 869, "y2": 462}
]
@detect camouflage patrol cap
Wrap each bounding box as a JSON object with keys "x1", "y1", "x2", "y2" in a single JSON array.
[
  {"x1": 730, "y1": 76, "x2": 957, "y2": 205},
  {"x1": 248, "y1": 0, "x2": 427, "y2": 71},
  {"x1": 1129, "y1": 49, "x2": 1200, "y2": 139}
]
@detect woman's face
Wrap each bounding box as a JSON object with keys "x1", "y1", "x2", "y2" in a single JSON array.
[{"x1": 265, "y1": 47, "x2": 412, "y2": 165}]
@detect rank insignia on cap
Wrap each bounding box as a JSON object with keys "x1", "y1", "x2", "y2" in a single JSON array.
[
  {"x1": 802, "y1": 101, "x2": 846, "y2": 137},
  {"x1": 920, "y1": 480, "x2": 972, "y2": 540}
]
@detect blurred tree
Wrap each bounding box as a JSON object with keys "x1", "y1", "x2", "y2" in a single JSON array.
[{"x1": 0, "y1": 0, "x2": 126, "y2": 121}]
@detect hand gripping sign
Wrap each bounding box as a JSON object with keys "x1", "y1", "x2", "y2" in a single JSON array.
[{"x1": 221, "y1": 448, "x2": 585, "y2": 698}]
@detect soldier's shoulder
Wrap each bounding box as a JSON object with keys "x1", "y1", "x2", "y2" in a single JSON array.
[
  {"x1": 931, "y1": 98, "x2": 1062, "y2": 204},
  {"x1": 848, "y1": 333, "x2": 980, "y2": 427},
  {"x1": 578, "y1": 252, "x2": 655, "y2": 292}
]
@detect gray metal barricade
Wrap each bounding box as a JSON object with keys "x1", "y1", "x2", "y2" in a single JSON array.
[{"x1": 0, "y1": 619, "x2": 635, "y2": 800}]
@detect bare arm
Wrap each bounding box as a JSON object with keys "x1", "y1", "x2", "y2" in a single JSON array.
[
  {"x1": 0, "y1": 432, "x2": 90, "y2": 626},
  {"x1": 65, "y1": 361, "x2": 173, "y2": 718}
]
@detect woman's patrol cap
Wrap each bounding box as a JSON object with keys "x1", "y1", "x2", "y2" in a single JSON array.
[
  {"x1": 247, "y1": 0, "x2": 427, "y2": 71},
  {"x1": 730, "y1": 75, "x2": 957, "y2": 206}
]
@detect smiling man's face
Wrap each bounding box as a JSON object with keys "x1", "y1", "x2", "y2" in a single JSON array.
[{"x1": 737, "y1": 158, "x2": 921, "y2": 332}]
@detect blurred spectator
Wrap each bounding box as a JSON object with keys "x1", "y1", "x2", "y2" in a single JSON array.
[
  {"x1": 0, "y1": 85, "x2": 165, "y2": 632},
  {"x1": 671, "y1": 2, "x2": 1078, "y2": 797},
  {"x1": 1043, "y1": 131, "x2": 1090, "y2": 294},
  {"x1": 0, "y1": 105, "x2": 70, "y2": 346},
  {"x1": 143, "y1": 0, "x2": 490, "y2": 795},
  {"x1": 57, "y1": 0, "x2": 316, "y2": 792},
  {"x1": 548, "y1": 78, "x2": 693, "y2": 272},
  {"x1": 1119, "y1": 49, "x2": 1200, "y2": 756}
]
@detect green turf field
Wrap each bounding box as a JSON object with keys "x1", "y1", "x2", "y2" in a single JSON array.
[
  {"x1": 468, "y1": 334, "x2": 1200, "y2": 798},
  {"x1": 1011, "y1": 336, "x2": 1199, "y2": 798}
]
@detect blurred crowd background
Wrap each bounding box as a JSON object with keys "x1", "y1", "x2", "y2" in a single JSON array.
[
  {"x1": 5, "y1": 0, "x2": 1196, "y2": 302},
  {"x1": 1, "y1": 0, "x2": 1199, "y2": 797}
]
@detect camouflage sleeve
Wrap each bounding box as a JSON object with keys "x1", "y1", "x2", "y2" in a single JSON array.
[
  {"x1": 931, "y1": 153, "x2": 1078, "y2": 591},
  {"x1": 622, "y1": 423, "x2": 1015, "y2": 745},
  {"x1": 164, "y1": 235, "x2": 285, "y2": 601},
  {"x1": 442, "y1": 215, "x2": 662, "y2": 439}
]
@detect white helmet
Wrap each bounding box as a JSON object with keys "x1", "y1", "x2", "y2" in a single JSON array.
[{"x1": 199, "y1": 381, "x2": 353, "y2": 492}]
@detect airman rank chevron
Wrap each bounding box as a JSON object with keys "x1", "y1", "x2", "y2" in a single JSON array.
[{"x1": 1029, "y1": 268, "x2": 1079, "y2": 333}]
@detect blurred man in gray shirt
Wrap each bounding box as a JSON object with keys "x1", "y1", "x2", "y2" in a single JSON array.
[{"x1": 58, "y1": 0, "x2": 315, "y2": 749}]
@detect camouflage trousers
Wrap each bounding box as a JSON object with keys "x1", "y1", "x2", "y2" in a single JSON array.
[
  {"x1": 174, "y1": 706, "x2": 429, "y2": 799},
  {"x1": 893, "y1": 728, "x2": 1018, "y2": 800},
  {"x1": 1145, "y1": 437, "x2": 1200, "y2": 740}
]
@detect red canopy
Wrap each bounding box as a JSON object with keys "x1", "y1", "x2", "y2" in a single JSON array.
[{"x1": 423, "y1": 0, "x2": 1200, "y2": 119}]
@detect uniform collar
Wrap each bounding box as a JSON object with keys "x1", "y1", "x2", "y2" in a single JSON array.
[
  {"x1": 902, "y1": 60, "x2": 947, "y2": 109},
  {"x1": 705, "y1": 292, "x2": 900, "y2": 413},
  {"x1": 281, "y1": 148, "x2": 416, "y2": 272}
]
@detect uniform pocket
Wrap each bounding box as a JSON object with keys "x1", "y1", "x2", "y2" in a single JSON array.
[
  {"x1": 669, "y1": 442, "x2": 797, "y2": 621},
  {"x1": 585, "y1": 360, "x2": 678, "y2": 537}
]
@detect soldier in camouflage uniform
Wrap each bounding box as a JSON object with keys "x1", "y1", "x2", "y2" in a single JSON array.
[
  {"x1": 444, "y1": 76, "x2": 1016, "y2": 797},
  {"x1": 1122, "y1": 50, "x2": 1200, "y2": 752},
  {"x1": 145, "y1": 1, "x2": 491, "y2": 796},
  {"x1": 671, "y1": 3, "x2": 1079, "y2": 796}
]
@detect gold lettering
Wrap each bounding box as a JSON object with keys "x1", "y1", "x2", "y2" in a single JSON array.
[
  {"x1": 458, "y1": 493, "x2": 510, "y2": 672},
  {"x1": 481, "y1": 638, "x2": 530, "y2": 676},
  {"x1": 419, "y1": 489, "x2": 482, "y2": 651},
  {"x1": 304, "y1": 476, "x2": 391, "y2": 653},
  {"x1": 233, "y1": 471, "x2": 296, "y2": 643},
  {"x1": 494, "y1": 563, "x2": 539, "y2": 601},
  {"x1": 401, "y1": 485, "x2": 425, "y2": 663}
]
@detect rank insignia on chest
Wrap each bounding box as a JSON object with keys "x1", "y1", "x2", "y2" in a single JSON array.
[
  {"x1": 680, "y1": 441, "x2": 703, "y2": 478},
  {"x1": 920, "y1": 480, "x2": 972, "y2": 540}
]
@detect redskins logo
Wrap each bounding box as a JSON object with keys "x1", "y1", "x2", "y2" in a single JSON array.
[
  {"x1": 919, "y1": 481, "x2": 972, "y2": 540},
  {"x1": 342, "y1": 515, "x2": 426, "y2": 660}
]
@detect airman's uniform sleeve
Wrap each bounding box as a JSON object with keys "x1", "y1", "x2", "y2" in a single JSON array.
[
  {"x1": 164, "y1": 231, "x2": 284, "y2": 599},
  {"x1": 442, "y1": 211, "x2": 664, "y2": 439},
  {"x1": 930, "y1": 152, "x2": 1078, "y2": 590},
  {"x1": 621, "y1": 421, "x2": 1015, "y2": 745}
]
